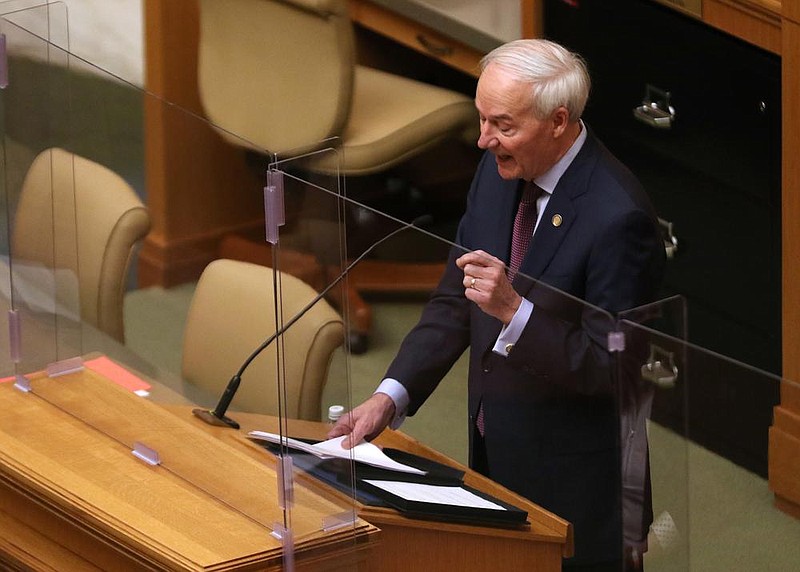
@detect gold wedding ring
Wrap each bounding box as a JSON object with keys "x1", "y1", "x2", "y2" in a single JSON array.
[{"x1": 470, "y1": 277, "x2": 477, "y2": 289}]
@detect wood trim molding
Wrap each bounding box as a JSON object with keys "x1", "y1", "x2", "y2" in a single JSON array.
[
  {"x1": 770, "y1": 12, "x2": 800, "y2": 518},
  {"x1": 782, "y1": 19, "x2": 800, "y2": 383},
  {"x1": 769, "y1": 406, "x2": 800, "y2": 514},
  {"x1": 522, "y1": 0, "x2": 543, "y2": 38},
  {"x1": 784, "y1": 0, "x2": 800, "y2": 23},
  {"x1": 704, "y1": 0, "x2": 782, "y2": 54}
]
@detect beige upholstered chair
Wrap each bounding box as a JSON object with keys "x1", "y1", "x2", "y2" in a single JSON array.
[
  {"x1": 196, "y1": 0, "x2": 477, "y2": 351},
  {"x1": 181, "y1": 258, "x2": 344, "y2": 420},
  {"x1": 12, "y1": 148, "x2": 151, "y2": 343},
  {"x1": 197, "y1": 0, "x2": 477, "y2": 174}
]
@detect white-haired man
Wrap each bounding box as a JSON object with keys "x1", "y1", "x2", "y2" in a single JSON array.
[{"x1": 331, "y1": 39, "x2": 664, "y2": 571}]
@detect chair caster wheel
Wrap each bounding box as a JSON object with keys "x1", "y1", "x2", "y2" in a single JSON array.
[{"x1": 348, "y1": 332, "x2": 369, "y2": 354}]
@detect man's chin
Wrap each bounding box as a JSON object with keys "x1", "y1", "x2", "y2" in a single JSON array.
[
  {"x1": 495, "y1": 164, "x2": 519, "y2": 180},
  {"x1": 493, "y1": 156, "x2": 520, "y2": 179}
]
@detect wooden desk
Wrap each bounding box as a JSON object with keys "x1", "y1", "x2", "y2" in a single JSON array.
[{"x1": 347, "y1": 0, "x2": 541, "y2": 78}]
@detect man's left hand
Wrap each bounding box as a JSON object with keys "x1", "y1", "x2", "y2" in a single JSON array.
[{"x1": 456, "y1": 249, "x2": 521, "y2": 324}]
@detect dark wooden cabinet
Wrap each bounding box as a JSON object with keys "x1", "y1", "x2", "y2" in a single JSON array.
[{"x1": 545, "y1": 0, "x2": 782, "y2": 476}]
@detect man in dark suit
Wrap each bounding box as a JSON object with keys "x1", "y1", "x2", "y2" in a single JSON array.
[{"x1": 329, "y1": 39, "x2": 665, "y2": 571}]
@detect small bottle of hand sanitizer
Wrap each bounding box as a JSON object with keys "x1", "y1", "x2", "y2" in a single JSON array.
[{"x1": 327, "y1": 404, "x2": 344, "y2": 425}]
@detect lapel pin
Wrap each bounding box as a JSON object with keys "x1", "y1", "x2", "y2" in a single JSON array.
[{"x1": 552, "y1": 214, "x2": 563, "y2": 227}]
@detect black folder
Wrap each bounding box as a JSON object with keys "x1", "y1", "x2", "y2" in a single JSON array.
[
  {"x1": 253, "y1": 437, "x2": 528, "y2": 527},
  {"x1": 358, "y1": 478, "x2": 529, "y2": 527}
]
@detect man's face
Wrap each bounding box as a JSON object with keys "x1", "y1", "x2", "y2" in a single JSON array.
[{"x1": 475, "y1": 64, "x2": 563, "y2": 181}]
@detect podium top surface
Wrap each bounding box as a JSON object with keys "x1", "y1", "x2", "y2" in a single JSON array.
[{"x1": 0, "y1": 366, "x2": 378, "y2": 571}]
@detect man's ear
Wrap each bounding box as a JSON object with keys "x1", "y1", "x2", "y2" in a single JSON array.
[{"x1": 551, "y1": 107, "x2": 570, "y2": 137}]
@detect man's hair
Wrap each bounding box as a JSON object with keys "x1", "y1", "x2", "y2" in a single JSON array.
[{"x1": 480, "y1": 39, "x2": 590, "y2": 122}]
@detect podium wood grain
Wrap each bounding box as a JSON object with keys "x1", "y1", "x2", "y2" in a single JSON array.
[{"x1": 0, "y1": 369, "x2": 378, "y2": 571}]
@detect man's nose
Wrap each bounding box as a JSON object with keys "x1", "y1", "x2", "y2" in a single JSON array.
[{"x1": 477, "y1": 126, "x2": 496, "y2": 150}]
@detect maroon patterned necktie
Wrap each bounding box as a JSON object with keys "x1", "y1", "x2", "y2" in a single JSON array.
[
  {"x1": 507, "y1": 181, "x2": 543, "y2": 281},
  {"x1": 477, "y1": 182, "x2": 543, "y2": 436}
]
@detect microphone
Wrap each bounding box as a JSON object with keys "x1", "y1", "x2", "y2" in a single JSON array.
[{"x1": 192, "y1": 213, "x2": 433, "y2": 429}]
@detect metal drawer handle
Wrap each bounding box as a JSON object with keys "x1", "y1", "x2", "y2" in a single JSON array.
[
  {"x1": 658, "y1": 217, "x2": 678, "y2": 259},
  {"x1": 416, "y1": 34, "x2": 453, "y2": 57},
  {"x1": 634, "y1": 84, "x2": 676, "y2": 129},
  {"x1": 641, "y1": 344, "x2": 678, "y2": 388}
]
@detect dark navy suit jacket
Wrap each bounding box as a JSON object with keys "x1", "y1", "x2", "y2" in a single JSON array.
[{"x1": 385, "y1": 127, "x2": 665, "y2": 564}]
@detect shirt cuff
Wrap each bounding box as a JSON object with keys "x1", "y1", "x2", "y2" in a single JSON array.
[
  {"x1": 375, "y1": 378, "x2": 409, "y2": 429},
  {"x1": 492, "y1": 298, "x2": 534, "y2": 356}
]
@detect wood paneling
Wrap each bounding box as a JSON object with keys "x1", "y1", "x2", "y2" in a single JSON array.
[
  {"x1": 522, "y1": 0, "x2": 542, "y2": 38},
  {"x1": 785, "y1": 0, "x2": 800, "y2": 23},
  {"x1": 769, "y1": 9, "x2": 800, "y2": 518},
  {"x1": 704, "y1": 0, "x2": 782, "y2": 54},
  {"x1": 141, "y1": 0, "x2": 264, "y2": 288},
  {"x1": 769, "y1": 408, "x2": 800, "y2": 513},
  {"x1": 782, "y1": 19, "x2": 800, "y2": 391}
]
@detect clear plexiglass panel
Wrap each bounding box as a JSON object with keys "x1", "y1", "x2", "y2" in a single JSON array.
[
  {"x1": 0, "y1": 7, "x2": 365, "y2": 570},
  {"x1": 619, "y1": 298, "x2": 800, "y2": 571}
]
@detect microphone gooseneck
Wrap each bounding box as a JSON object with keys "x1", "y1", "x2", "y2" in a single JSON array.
[{"x1": 192, "y1": 214, "x2": 433, "y2": 429}]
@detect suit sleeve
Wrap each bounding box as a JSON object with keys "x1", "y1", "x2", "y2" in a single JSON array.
[{"x1": 380, "y1": 156, "x2": 497, "y2": 414}]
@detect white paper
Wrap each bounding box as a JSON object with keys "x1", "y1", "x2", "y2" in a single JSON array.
[
  {"x1": 248, "y1": 431, "x2": 426, "y2": 475},
  {"x1": 363, "y1": 479, "x2": 507, "y2": 511},
  {"x1": 248, "y1": 431, "x2": 334, "y2": 458}
]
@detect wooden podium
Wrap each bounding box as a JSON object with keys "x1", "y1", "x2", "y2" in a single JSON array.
[
  {"x1": 0, "y1": 365, "x2": 570, "y2": 571},
  {"x1": 0, "y1": 368, "x2": 378, "y2": 571},
  {"x1": 201, "y1": 413, "x2": 573, "y2": 572}
]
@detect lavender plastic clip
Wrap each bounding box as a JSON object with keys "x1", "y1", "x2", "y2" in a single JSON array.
[
  {"x1": 46, "y1": 356, "x2": 84, "y2": 378},
  {"x1": 0, "y1": 34, "x2": 8, "y2": 89},
  {"x1": 607, "y1": 331, "x2": 626, "y2": 353},
  {"x1": 132, "y1": 441, "x2": 161, "y2": 466},
  {"x1": 8, "y1": 309, "x2": 20, "y2": 363},
  {"x1": 270, "y1": 522, "x2": 295, "y2": 571},
  {"x1": 264, "y1": 170, "x2": 286, "y2": 245},
  {"x1": 276, "y1": 454, "x2": 294, "y2": 510}
]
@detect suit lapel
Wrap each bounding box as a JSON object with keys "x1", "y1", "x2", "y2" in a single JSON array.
[
  {"x1": 513, "y1": 130, "x2": 600, "y2": 289},
  {"x1": 518, "y1": 191, "x2": 576, "y2": 281}
]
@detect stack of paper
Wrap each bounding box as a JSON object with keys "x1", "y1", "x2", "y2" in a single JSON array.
[{"x1": 248, "y1": 431, "x2": 426, "y2": 475}]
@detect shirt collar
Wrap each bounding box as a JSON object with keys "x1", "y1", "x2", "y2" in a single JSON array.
[{"x1": 533, "y1": 119, "x2": 586, "y2": 195}]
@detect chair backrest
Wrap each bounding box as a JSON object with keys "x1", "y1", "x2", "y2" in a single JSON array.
[
  {"x1": 181, "y1": 258, "x2": 344, "y2": 420},
  {"x1": 197, "y1": 0, "x2": 355, "y2": 154},
  {"x1": 12, "y1": 148, "x2": 151, "y2": 342}
]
